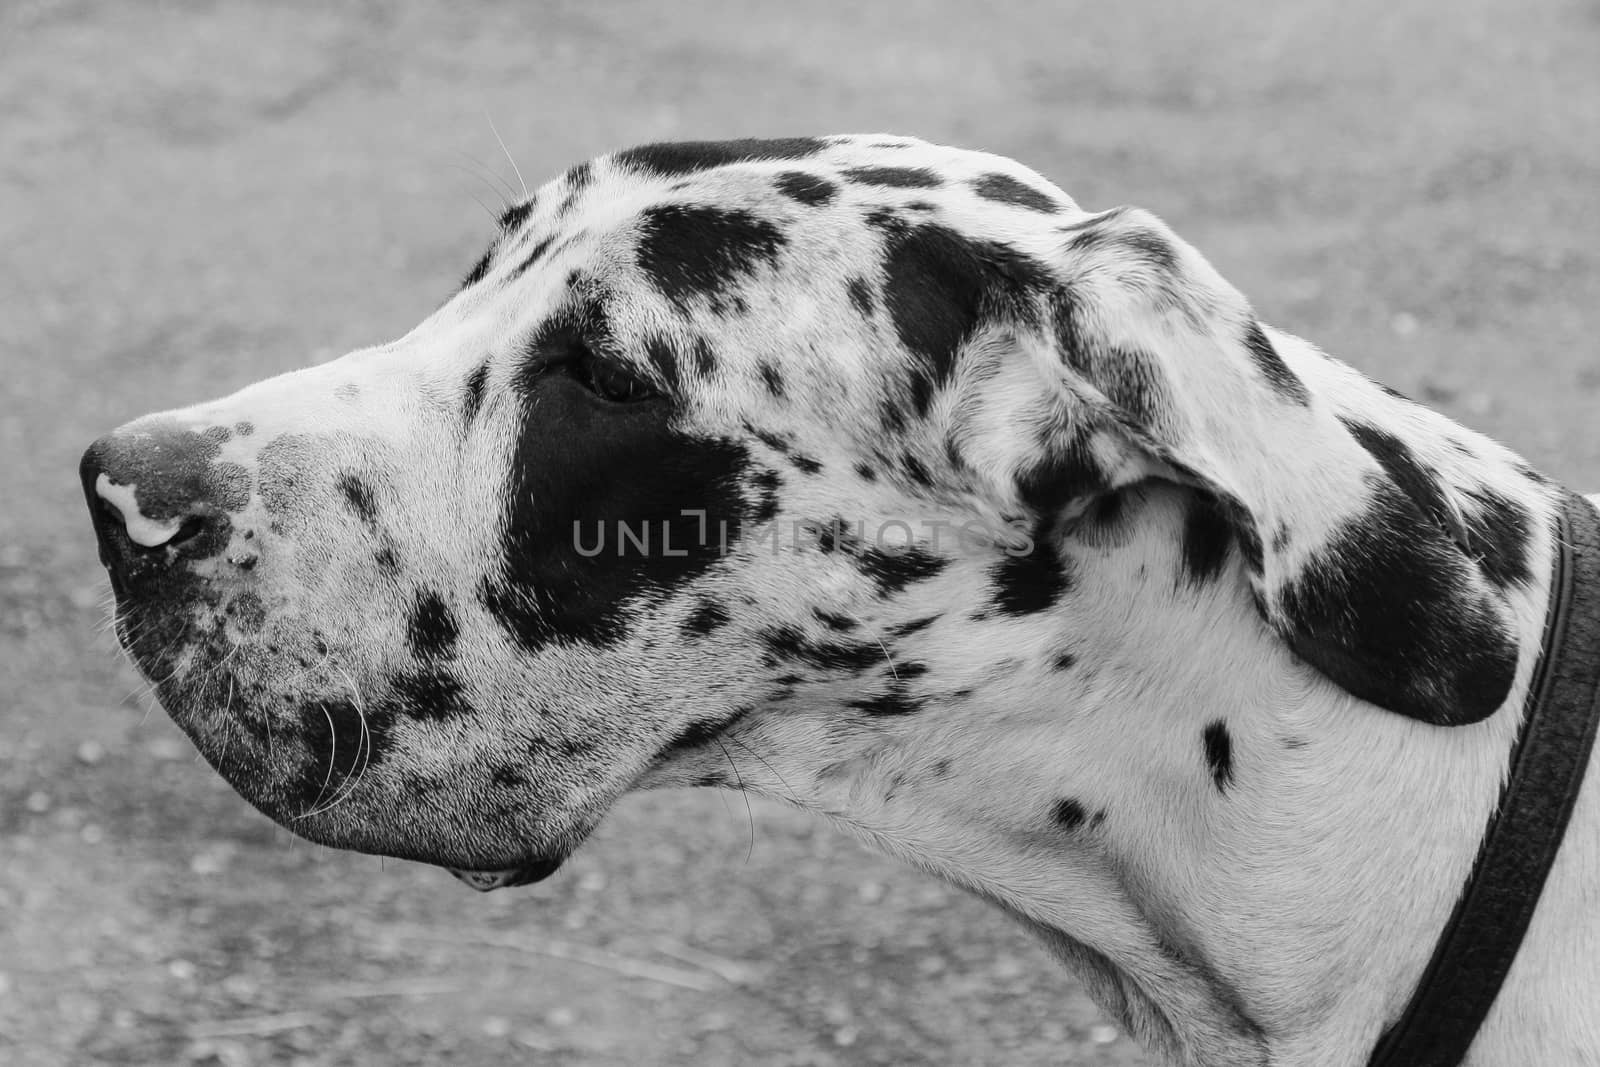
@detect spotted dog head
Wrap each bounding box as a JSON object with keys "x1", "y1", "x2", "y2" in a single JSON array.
[{"x1": 81, "y1": 136, "x2": 1537, "y2": 886}]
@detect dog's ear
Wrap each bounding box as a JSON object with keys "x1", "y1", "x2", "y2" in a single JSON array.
[{"x1": 1023, "y1": 206, "x2": 1520, "y2": 725}]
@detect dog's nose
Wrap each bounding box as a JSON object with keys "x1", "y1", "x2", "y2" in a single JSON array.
[{"x1": 80, "y1": 425, "x2": 245, "y2": 591}]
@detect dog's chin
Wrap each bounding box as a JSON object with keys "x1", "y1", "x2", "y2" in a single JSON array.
[{"x1": 446, "y1": 856, "x2": 566, "y2": 892}]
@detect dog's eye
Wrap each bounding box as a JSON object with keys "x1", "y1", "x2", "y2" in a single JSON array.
[{"x1": 563, "y1": 342, "x2": 660, "y2": 403}]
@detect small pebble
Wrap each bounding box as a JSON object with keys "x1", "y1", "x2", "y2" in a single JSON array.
[
  {"x1": 481, "y1": 1016, "x2": 511, "y2": 1039},
  {"x1": 76, "y1": 740, "x2": 106, "y2": 765},
  {"x1": 1089, "y1": 1023, "x2": 1119, "y2": 1045},
  {"x1": 546, "y1": 1006, "x2": 577, "y2": 1028},
  {"x1": 24, "y1": 791, "x2": 51, "y2": 814}
]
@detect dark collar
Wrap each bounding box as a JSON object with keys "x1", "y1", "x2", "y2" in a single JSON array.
[{"x1": 1368, "y1": 489, "x2": 1600, "y2": 1067}]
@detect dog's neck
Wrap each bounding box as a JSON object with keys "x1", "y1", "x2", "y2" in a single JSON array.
[{"x1": 695, "y1": 421, "x2": 1600, "y2": 1064}]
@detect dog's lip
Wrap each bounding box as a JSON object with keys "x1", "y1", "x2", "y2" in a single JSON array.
[{"x1": 446, "y1": 854, "x2": 566, "y2": 892}]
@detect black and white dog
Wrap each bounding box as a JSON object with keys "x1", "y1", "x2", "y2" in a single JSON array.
[{"x1": 82, "y1": 137, "x2": 1599, "y2": 1066}]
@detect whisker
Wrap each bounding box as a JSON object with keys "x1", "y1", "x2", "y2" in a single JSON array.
[
  {"x1": 714, "y1": 738, "x2": 756, "y2": 864},
  {"x1": 486, "y1": 111, "x2": 528, "y2": 200}
]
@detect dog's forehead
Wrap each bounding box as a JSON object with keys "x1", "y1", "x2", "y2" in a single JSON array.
[{"x1": 454, "y1": 137, "x2": 1081, "y2": 426}]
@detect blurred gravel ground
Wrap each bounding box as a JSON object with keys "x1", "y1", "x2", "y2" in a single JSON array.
[{"x1": 1, "y1": 1, "x2": 1596, "y2": 1064}]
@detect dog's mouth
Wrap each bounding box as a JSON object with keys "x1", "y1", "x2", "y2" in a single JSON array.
[{"x1": 446, "y1": 855, "x2": 567, "y2": 892}]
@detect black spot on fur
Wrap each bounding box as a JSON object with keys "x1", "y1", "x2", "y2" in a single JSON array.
[
  {"x1": 492, "y1": 765, "x2": 527, "y2": 788},
  {"x1": 853, "y1": 462, "x2": 878, "y2": 483},
  {"x1": 684, "y1": 599, "x2": 730, "y2": 636},
  {"x1": 888, "y1": 614, "x2": 940, "y2": 638},
  {"x1": 1243, "y1": 322, "x2": 1309, "y2": 404},
  {"x1": 864, "y1": 207, "x2": 901, "y2": 231},
  {"x1": 758, "y1": 362, "x2": 785, "y2": 397},
  {"x1": 389, "y1": 670, "x2": 472, "y2": 721},
  {"x1": 464, "y1": 364, "x2": 489, "y2": 424},
  {"x1": 1015, "y1": 435, "x2": 1107, "y2": 517},
  {"x1": 690, "y1": 337, "x2": 717, "y2": 378},
  {"x1": 1052, "y1": 651, "x2": 1077, "y2": 671},
  {"x1": 774, "y1": 171, "x2": 838, "y2": 205},
  {"x1": 1460, "y1": 487, "x2": 1533, "y2": 588},
  {"x1": 234, "y1": 421, "x2": 253, "y2": 437},
  {"x1": 813, "y1": 608, "x2": 857, "y2": 631},
  {"x1": 407, "y1": 590, "x2": 459, "y2": 660},
  {"x1": 1342, "y1": 418, "x2": 1467, "y2": 553},
  {"x1": 750, "y1": 468, "x2": 782, "y2": 524},
  {"x1": 847, "y1": 277, "x2": 875, "y2": 316},
  {"x1": 615, "y1": 138, "x2": 827, "y2": 177},
  {"x1": 970, "y1": 173, "x2": 1059, "y2": 213},
  {"x1": 461, "y1": 249, "x2": 493, "y2": 290},
  {"x1": 760, "y1": 625, "x2": 882, "y2": 673},
  {"x1": 881, "y1": 222, "x2": 1051, "y2": 416},
  {"x1": 848, "y1": 686, "x2": 925, "y2": 716},
  {"x1": 636, "y1": 204, "x2": 786, "y2": 312},
  {"x1": 509, "y1": 235, "x2": 557, "y2": 280},
  {"x1": 1180, "y1": 494, "x2": 1233, "y2": 587},
  {"x1": 817, "y1": 522, "x2": 950, "y2": 597},
  {"x1": 1065, "y1": 212, "x2": 1178, "y2": 277},
  {"x1": 1278, "y1": 481, "x2": 1518, "y2": 724},
  {"x1": 903, "y1": 455, "x2": 932, "y2": 487},
  {"x1": 842, "y1": 166, "x2": 942, "y2": 188},
  {"x1": 791, "y1": 454, "x2": 822, "y2": 475},
  {"x1": 375, "y1": 543, "x2": 399, "y2": 574},
  {"x1": 749, "y1": 426, "x2": 792, "y2": 454},
  {"x1": 336, "y1": 473, "x2": 378, "y2": 528},
  {"x1": 1201, "y1": 720, "x2": 1234, "y2": 792},
  {"x1": 643, "y1": 335, "x2": 682, "y2": 393},
  {"x1": 297, "y1": 698, "x2": 392, "y2": 798},
  {"x1": 498, "y1": 202, "x2": 533, "y2": 232},
  {"x1": 988, "y1": 539, "x2": 1071, "y2": 616},
  {"x1": 1053, "y1": 798, "x2": 1089, "y2": 830}
]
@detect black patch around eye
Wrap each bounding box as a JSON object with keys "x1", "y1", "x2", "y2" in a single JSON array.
[
  {"x1": 1242, "y1": 322, "x2": 1309, "y2": 404},
  {"x1": 614, "y1": 138, "x2": 827, "y2": 177},
  {"x1": 880, "y1": 222, "x2": 1050, "y2": 416},
  {"x1": 684, "y1": 598, "x2": 730, "y2": 635},
  {"x1": 842, "y1": 166, "x2": 942, "y2": 188},
  {"x1": 407, "y1": 590, "x2": 459, "y2": 660},
  {"x1": 482, "y1": 313, "x2": 753, "y2": 654},
  {"x1": 1201, "y1": 720, "x2": 1233, "y2": 792},
  {"x1": 336, "y1": 473, "x2": 378, "y2": 528},
  {"x1": 464, "y1": 364, "x2": 489, "y2": 424},
  {"x1": 1053, "y1": 798, "x2": 1088, "y2": 830},
  {"x1": 1342, "y1": 418, "x2": 1466, "y2": 552},
  {"x1": 636, "y1": 204, "x2": 787, "y2": 311},
  {"x1": 970, "y1": 173, "x2": 1059, "y2": 213},
  {"x1": 775, "y1": 171, "x2": 838, "y2": 205},
  {"x1": 1180, "y1": 493, "x2": 1234, "y2": 588},
  {"x1": 1460, "y1": 487, "x2": 1532, "y2": 588},
  {"x1": 847, "y1": 277, "x2": 876, "y2": 316},
  {"x1": 988, "y1": 539, "x2": 1071, "y2": 616}
]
